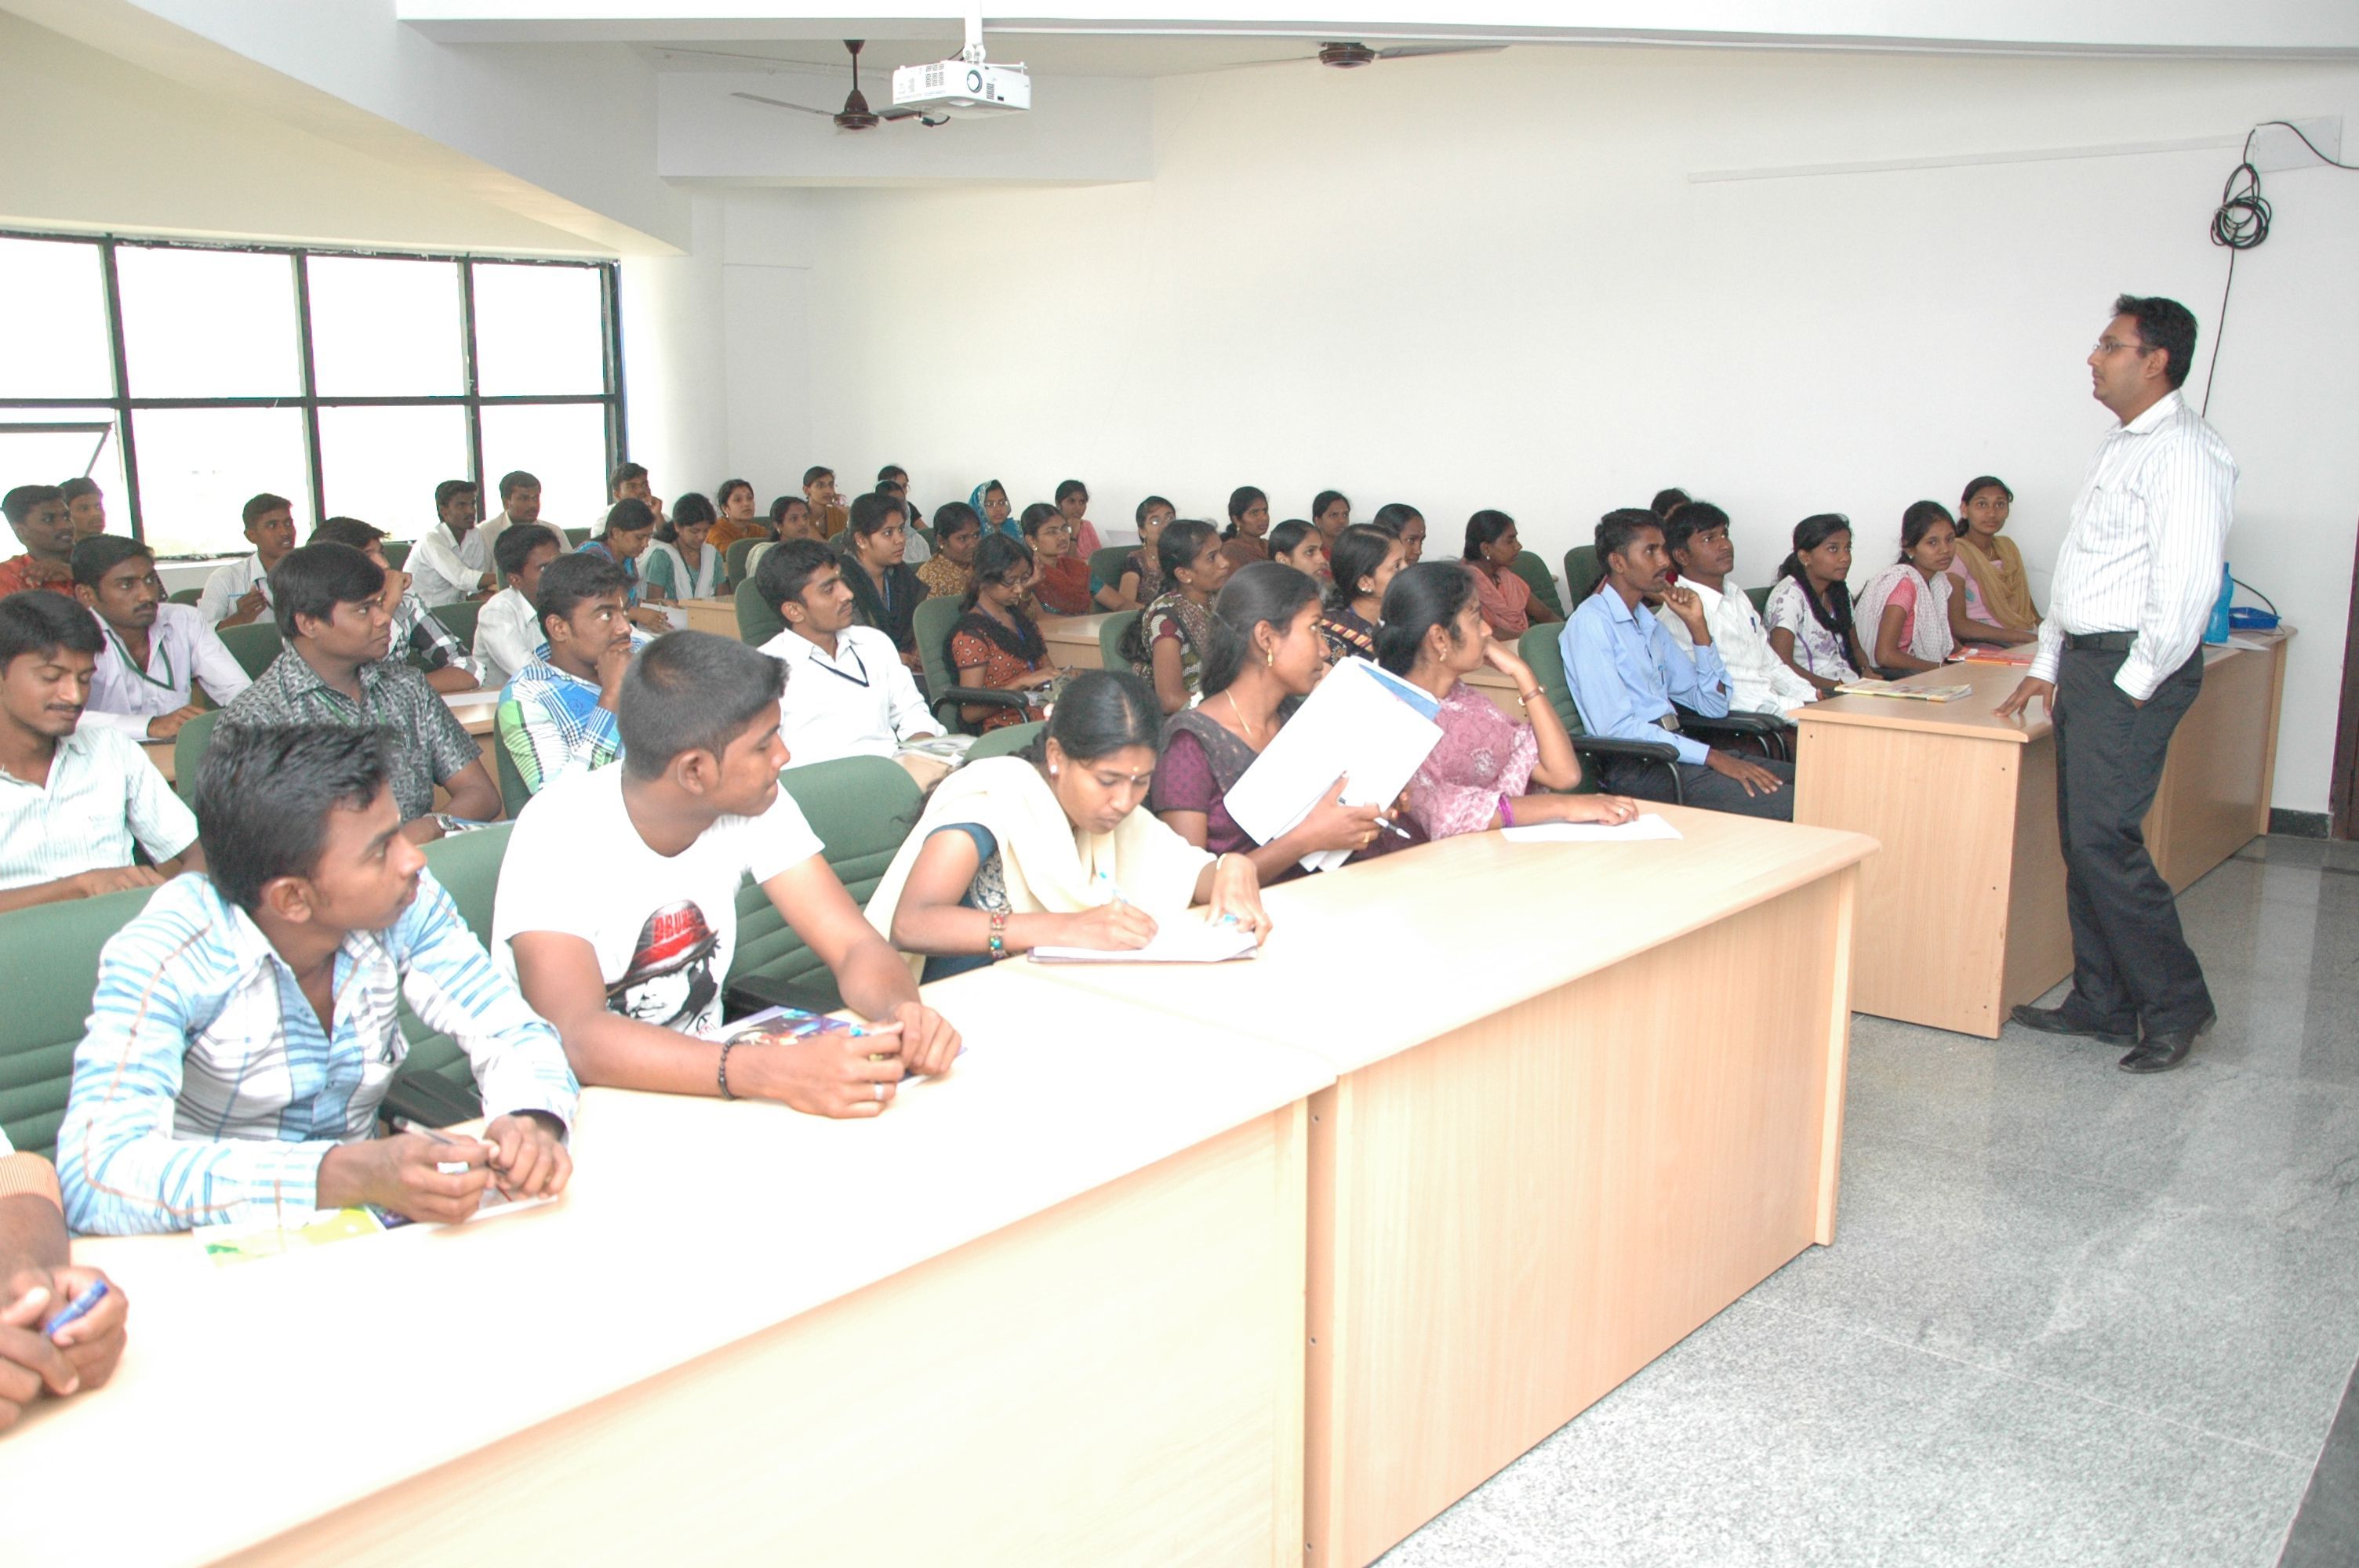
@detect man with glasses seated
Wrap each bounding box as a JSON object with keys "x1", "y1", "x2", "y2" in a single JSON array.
[
  {"x1": 1654, "y1": 501, "x2": 1819, "y2": 714},
  {"x1": 72, "y1": 536, "x2": 251, "y2": 740}
]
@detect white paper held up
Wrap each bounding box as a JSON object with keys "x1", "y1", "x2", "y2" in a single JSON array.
[{"x1": 1223, "y1": 657, "x2": 1444, "y2": 873}]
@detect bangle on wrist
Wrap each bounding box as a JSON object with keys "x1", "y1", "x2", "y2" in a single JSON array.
[
  {"x1": 987, "y1": 908, "x2": 1009, "y2": 958},
  {"x1": 717, "y1": 1038, "x2": 740, "y2": 1101},
  {"x1": 1498, "y1": 793, "x2": 1516, "y2": 828}
]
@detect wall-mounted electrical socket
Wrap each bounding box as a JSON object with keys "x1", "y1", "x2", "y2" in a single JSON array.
[{"x1": 2248, "y1": 117, "x2": 2342, "y2": 173}]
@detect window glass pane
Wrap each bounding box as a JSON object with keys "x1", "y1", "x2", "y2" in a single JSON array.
[
  {"x1": 116, "y1": 246, "x2": 300, "y2": 398},
  {"x1": 307, "y1": 256, "x2": 463, "y2": 397},
  {"x1": 130, "y1": 406, "x2": 310, "y2": 558},
  {"x1": 318, "y1": 405, "x2": 469, "y2": 543},
  {"x1": 472, "y1": 263, "x2": 605, "y2": 395},
  {"x1": 0, "y1": 416, "x2": 129, "y2": 538},
  {"x1": 0, "y1": 238, "x2": 114, "y2": 399},
  {"x1": 479, "y1": 403, "x2": 607, "y2": 531}
]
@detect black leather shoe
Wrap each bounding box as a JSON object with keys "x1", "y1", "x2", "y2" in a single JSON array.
[
  {"x1": 2010, "y1": 1004, "x2": 2136, "y2": 1047},
  {"x1": 2117, "y1": 1011, "x2": 2214, "y2": 1075}
]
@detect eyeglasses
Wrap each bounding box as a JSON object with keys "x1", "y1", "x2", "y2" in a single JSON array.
[{"x1": 2092, "y1": 337, "x2": 2152, "y2": 356}]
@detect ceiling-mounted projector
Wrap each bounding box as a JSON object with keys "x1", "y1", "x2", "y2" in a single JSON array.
[{"x1": 892, "y1": 13, "x2": 1029, "y2": 117}]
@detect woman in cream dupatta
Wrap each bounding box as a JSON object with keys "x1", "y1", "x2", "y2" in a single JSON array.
[
  {"x1": 866, "y1": 670, "x2": 1269, "y2": 981},
  {"x1": 1944, "y1": 474, "x2": 2042, "y2": 648}
]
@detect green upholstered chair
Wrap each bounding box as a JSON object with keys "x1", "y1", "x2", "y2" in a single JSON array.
[
  {"x1": 168, "y1": 586, "x2": 202, "y2": 606},
  {"x1": 1088, "y1": 546, "x2": 1134, "y2": 602},
  {"x1": 0, "y1": 883, "x2": 161, "y2": 1160},
  {"x1": 429, "y1": 599, "x2": 481, "y2": 653},
  {"x1": 218, "y1": 621, "x2": 284, "y2": 680},
  {"x1": 383, "y1": 824, "x2": 515, "y2": 1128},
  {"x1": 1098, "y1": 610, "x2": 1140, "y2": 671},
  {"x1": 734, "y1": 578, "x2": 785, "y2": 646},
  {"x1": 1746, "y1": 585, "x2": 1772, "y2": 617},
  {"x1": 725, "y1": 756, "x2": 925, "y2": 1014},
  {"x1": 172, "y1": 710, "x2": 225, "y2": 806},
  {"x1": 1510, "y1": 550, "x2": 1565, "y2": 619},
  {"x1": 493, "y1": 723, "x2": 531, "y2": 818},
  {"x1": 564, "y1": 528, "x2": 591, "y2": 547},
  {"x1": 724, "y1": 537, "x2": 764, "y2": 591},
  {"x1": 965, "y1": 720, "x2": 1042, "y2": 761},
  {"x1": 914, "y1": 597, "x2": 1029, "y2": 735},
  {"x1": 1517, "y1": 624, "x2": 1684, "y2": 803},
  {"x1": 382, "y1": 540, "x2": 412, "y2": 570},
  {"x1": 1562, "y1": 545, "x2": 1602, "y2": 608},
  {"x1": 827, "y1": 528, "x2": 850, "y2": 554}
]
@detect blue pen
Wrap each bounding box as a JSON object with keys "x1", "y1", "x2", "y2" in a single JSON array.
[{"x1": 42, "y1": 1278, "x2": 108, "y2": 1336}]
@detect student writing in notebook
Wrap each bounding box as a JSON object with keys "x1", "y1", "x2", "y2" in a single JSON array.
[{"x1": 866, "y1": 670, "x2": 1269, "y2": 980}]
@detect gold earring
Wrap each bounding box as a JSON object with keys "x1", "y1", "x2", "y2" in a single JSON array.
[{"x1": 1266, "y1": 647, "x2": 1275, "y2": 668}]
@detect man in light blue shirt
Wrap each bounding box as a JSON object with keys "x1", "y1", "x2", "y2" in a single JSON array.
[
  {"x1": 59, "y1": 723, "x2": 577, "y2": 1236},
  {"x1": 1561, "y1": 509, "x2": 1794, "y2": 821}
]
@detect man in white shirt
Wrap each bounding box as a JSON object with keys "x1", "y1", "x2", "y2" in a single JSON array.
[
  {"x1": 495, "y1": 631, "x2": 960, "y2": 1117},
  {"x1": 1656, "y1": 502, "x2": 1817, "y2": 715},
  {"x1": 195, "y1": 493, "x2": 298, "y2": 628},
  {"x1": 72, "y1": 536, "x2": 249, "y2": 739},
  {"x1": 476, "y1": 523, "x2": 565, "y2": 689},
  {"x1": 407, "y1": 479, "x2": 494, "y2": 609},
  {"x1": 478, "y1": 468, "x2": 540, "y2": 564},
  {"x1": 754, "y1": 539, "x2": 939, "y2": 768},
  {"x1": 1998, "y1": 294, "x2": 2234, "y2": 1074}
]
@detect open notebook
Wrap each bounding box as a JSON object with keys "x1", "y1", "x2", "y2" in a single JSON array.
[{"x1": 1030, "y1": 919, "x2": 1259, "y2": 964}]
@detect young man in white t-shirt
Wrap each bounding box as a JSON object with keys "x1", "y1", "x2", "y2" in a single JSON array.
[{"x1": 494, "y1": 631, "x2": 961, "y2": 1116}]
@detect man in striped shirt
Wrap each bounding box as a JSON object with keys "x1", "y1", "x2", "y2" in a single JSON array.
[
  {"x1": 58, "y1": 724, "x2": 578, "y2": 1235},
  {"x1": 1998, "y1": 294, "x2": 2234, "y2": 1074}
]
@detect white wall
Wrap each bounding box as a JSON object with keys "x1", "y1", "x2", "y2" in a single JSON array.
[{"x1": 714, "y1": 46, "x2": 2359, "y2": 812}]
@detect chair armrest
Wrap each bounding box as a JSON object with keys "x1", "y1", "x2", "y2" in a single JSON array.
[
  {"x1": 380, "y1": 1069, "x2": 485, "y2": 1131},
  {"x1": 725, "y1": 970, "x2": 842, "y2": 1018},
  {"x1": 931, "y1": 686, "x2": 1034, "y2": 726},
  {"x1": 1674, "y1": 706, "x2": 1794, "y2": 739},
  {"x1": 1568, "y1": 735, "x2": 1685, "y2": 765}
]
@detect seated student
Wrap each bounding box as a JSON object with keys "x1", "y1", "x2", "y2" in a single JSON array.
[
  {"x1": 1219, "y1": 485, "x2": 1272, "y2": 571},
  {"x1": 803, "y1": 465, "x2": 849, "y2": 541},
  {"x1": 0, "y1": 486, "x2": 79, "y2": 601},
  {"x1": 496, "y1": 633, "x2": 959, "y2": 1115},
  {"x1": 875, "y1": 468, "x2": 933, "y2": 563},
  {"x1": 915, "y1": 500, "x2": 981, "y2": 601},
  {"x1": 1096, "y1": 495, "x2": 1174, "y2": 612},
  {"x1": 867, "y1": 669, "x2": 1269, "y2": 980},
  {"x1": 0, "y1": 592, "x2": 205, "y2": 913},
  {"x1": 1374, "y1": 564, "x2": 1638, "y2": 839},
  {"x1": 1656, "y1": 502, "x2": 1819, "y2": 714},
  {"x1": 838, "y1": 491, "x2": 929, "y2": 671},
  {"x1": 1765, "y1": 514, "x2": 1867, "y2": 694},
  {"x1": 1151, "y1": 563, "x2": 1407, "y2": 881},
  {"x1": 407, "y1": 478, "x2": 494, "y2": 608},
  {"x1": 497, "y1": 552, "x2": 644, "y2": 796},
  {"x1": 952, "y1": 535, "x2": 1061, "y2": 735},
  {"x1": 773, "y1": 493, "x2": 821, "y2": 543},
  {"x1": 474, "y1": 523, "x2": 565, "y2": 689},
  {"x1": 1372, "y1": 502, "x2": 1429, "y2": 565},
  {"x1": 595, "y1": 461, "x2": 655, "y2": 535},
  {"x1": 642, "y1": 491, "x2": 721, "y2": 604},
  {"x1": 310, "y1": 517, "x2": 482, "y2": 694},
  {"x1": 1562, "y1": 510, "x2": 1796, "y2": 820},
  {"x1": 60, "y1": 475, "x2": 107, "y2": 542},
  {"x1": 1051, "y1": 479, "x2": 1102, "y2": 557},
  {"x1": 1125, "y1": 518, "x2": 1231, "y2": 716},
  {"x1": 197, "y1": 493, "x2": 299, "y2": 628},
  {"x1": 1946, "y1": 474, "x2": 2041, "y2": 648},
  {"x1": 1267, "y1": 518, "x2": 1329, "y2": 580},
  {"x1": 1019, "y1": 502, "x2": 1095, "y2": 616},
  {"x1": 580, "y1": 499, "x2": 674, "y2": 633},
  {"x1": 1313, "y1": 490, "x2": 1351, "y2": 554},
  {"x1": 968, "y1": 479, "x2": 1016, "y2": 542},
  {"x1": 59, "y1": 724, "x2": 577, "y2": 1236},
  {"x1": 1463, "y1": 509, "x2": 1558, "y2": 638},
  {"x1": 480, "y1": 469, "x2": 542, "y2": 564},
  {"x1": 0, "y1": 1129, "x2": 129, "y2": 1432},
  {"x1": 73, "y1": 535, "x2": 250, "y2": 739},
  {"x1": 1856, "y1": 501, "x2": 1960, "y2": 676},
  {"x1": 1320, "y1": 522, "x2": 1405, "y2": 665},
  {"x1": 756, "y1": 539, "x2": 937, "y2": 766},
  {"x1": 1652, "y1": 486, "x2": 1692, "y2": 521},
  {"x1": 219, "y1": 543, "x2": 500, "y2": 840},
  {"x1": 704, "y1": 478, "x2": 767, "y2": 554}
]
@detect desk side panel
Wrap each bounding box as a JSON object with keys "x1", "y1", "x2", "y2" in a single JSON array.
[
  {"x1": 2001, "y1": 732, "x2": 2074, "y2": 1015},
  {"x1": 2146, "y1": 642, "x2": 2276, "y2": 892}
]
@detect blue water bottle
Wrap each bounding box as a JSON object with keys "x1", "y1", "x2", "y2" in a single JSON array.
[{"x1": 2204, "y1": 562, "x2": 2233, "y2": 645}]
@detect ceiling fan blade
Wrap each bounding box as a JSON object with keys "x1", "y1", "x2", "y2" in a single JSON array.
[
  {"x1": 1372, "y1": 43, "x2": 1507, "y2": 60},
  {"x1": 732, "y1": 91, "x2": 836, "y2": 118}
]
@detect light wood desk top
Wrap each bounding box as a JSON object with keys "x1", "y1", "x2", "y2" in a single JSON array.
[
  {"x1": 140, "y1": 690, "x2": 502, "y2": 784},
  {"x1": 5, "y1": 970, "x2": 1332, "y2": 1567},
  {"x1": 1040, "y1": 611, "x2": 1116, "y2": 648},
  {"x1": 676, "y1": 595, "x2": 738, "y2": 639},
  {"x1": 1024, "y1": 807, "x2": 1876, "y2": 1077}
]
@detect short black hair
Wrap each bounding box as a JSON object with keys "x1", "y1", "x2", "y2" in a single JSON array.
[
  {"x1": 196, "y1": 724, "x2": 392, "y2": 910},
  {"x1": 497, "y1": 470, "x2": 540, "y2": 500},
  {"x1": 1662, "y1": 501, "x2": 1729, "y2": 562},
  {"x1": 877, "y1": 464, "x2": 907, "y2": 486},
  {"x1": 57, "y1": 477, "x2": 100, "y2": 504},
  {"x1": 434, "y1": 478, "x2": 478, "y2": 513},
  {"x1": 2, "y1": 485, "x2": 64, "y2": 528},
  {"x1": 0, "y1": 590, "x2": 103, "y2": 670},
  {"x1": 848, "y1": 490, "x2": 905, "y2": 539},
  {"x1": 609, "y1": 462, "x2": 649, "y2": 498},
  {"x1": 1650, "y1": 487, "x2": 1691, "y2": 518},
  {"x1": 243, "y1": 492, "x2": 293, "y2": 529},
  {"x1": 534, "y1": 550, "x2": 631, "y2": 635},
  {"x1": 1595, "y1": 508, "x2": 1661, "y2": 569},
  {"x1": 754, "y1": 537, "x2": 840, "y2": 613},
  {"x1": 602, "y1": 498, "x2": 656, "y2": 537},
  {"x1": 309, "y1": 516, "x2": 385, "y2": 553},
  {"x1": 618, "y1": 631, "x2": 783, "y2": 780},
  {"x1": 271, "y1": 543, "x2": 385, "y2": 641},
  {"x1": 494, "y1": 521, "x2": 562, "y2": 578},
  {"x1": 2113, "y1": 293, "x2": 2197, "y2": 389},
  {"x1": 802, "y1": 465, "x2": 834, "y2": 490},
  {"x1": 930, "y1": 500, "x2": 981, "y2": 540},
  {"x1": 71, "y1": 534, "x2": 152, "y2": 588}
]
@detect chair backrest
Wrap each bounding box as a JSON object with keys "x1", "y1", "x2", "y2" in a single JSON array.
[
  {"x1": 724, "y1": 536, "x2": 762, "y2": 590},
  {"x1": 564, "y1": 528, "x2": 591, "y2": 547},
  {"x1": 429, "y1": 599, "x2": 481, "y2": 653},
  {"x1": 827, "y1": 528, "x2": 850, "y2": 554},
  {"x1": 734, "y1": 577, "x2": 785, "y2": 645},
  {"x1": 1745, "y1": 584, "x2": 1772, "y2": 617},
  {"x1": 382, "y1": 540, "x2": 412, "y2": 570},
  {"x1": 965, "y1": 719, "x2": 1042, "y2": 761},
  {"x1": 167, "y1": 586, "x2": 202, "y2": 606},
  {"x1": 173, "y1": 710, "x2": 225, "y2": 805},
  {"x1": 913, "y1": 596, "x2": 969, "y2": 729},
  {"x1": 726, "y1": 756, "x2": 925, "y2": 1011},
  {"x1": 391, "y1": 824, "x2": 516, "y2": 1123},
  {"x1": 1509, "y1": 550, "x2": 1565, "y2": 618},
  {"x1": 493, "y1": 717, "x2": 532, "y2": 816},
  {"x1": 1519, "y1": 622, "x2": 1587, "y2": 739},
  {"x1": 218, "y1": 621, "x2": 284, "y2": 680},
  {"x1": 0, "y1": 883, "x2": 162, "y2": 1159},
  {"x1": 1562, "y1": 545, "x2": 1602, "y2": 608},
  {"x1": 1098, "y1": 609, "x2": 1140, "y2": 670},
  {"x1": 1088, "y1": 545, "x2": 1133, "y2": 597}
]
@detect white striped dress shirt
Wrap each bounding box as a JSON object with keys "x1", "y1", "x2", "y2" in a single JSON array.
[
  {"x1": 0, "y1": 725, "x2": 199, "y2": 890},
  {"x1": 2030, "y1": 390, "x2": 2236, "y2": 700},
  {"x1": 81, "y1": 601, "x2": 252, "y2": 735}
]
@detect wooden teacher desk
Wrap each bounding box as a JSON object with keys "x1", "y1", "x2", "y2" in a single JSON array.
[
  {"x1": 1018, "y1": 810, "x2": 1877, "y2": 1568},
  {"x1": 5, "y1": 969, "x2": 1329, "y2": 1568},
  {"x1": 1790, "y1": 631, "x2": 2290, "y2": 1037}
]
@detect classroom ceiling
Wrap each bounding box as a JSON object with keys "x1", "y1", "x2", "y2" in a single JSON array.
[{"x1": 638, "y1": 34, "x2": 1369, "y2": 78}]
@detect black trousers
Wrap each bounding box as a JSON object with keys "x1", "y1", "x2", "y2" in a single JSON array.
[
  {"x1": 1595, "y1": 752, "x2": 1797, "y2": 822},
  {"x1": 2052, "y1": 646, "x2": 2212, "y2": 1035}
]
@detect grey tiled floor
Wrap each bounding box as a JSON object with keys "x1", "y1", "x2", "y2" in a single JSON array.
[{"x1": 1379, "y1": 835, "x2": 2359, "y2": 1567}]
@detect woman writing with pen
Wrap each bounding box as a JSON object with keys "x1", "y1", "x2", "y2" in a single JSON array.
[{"x1": 865, "y1": 670, "x2": 1270, "y2": 980}]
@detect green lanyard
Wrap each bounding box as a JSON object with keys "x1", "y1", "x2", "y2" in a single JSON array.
[{"x1": 104, "y1": 624, "x2": 177, "y2": 693}]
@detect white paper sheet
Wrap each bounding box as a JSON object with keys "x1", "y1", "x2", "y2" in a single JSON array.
[
  {"x1": 1499, "y1": 813, "x2": 1684, "y2": 844},
  {"x1": 1223, "y1": 657, "x2": 1444, "y2": 873},
  {"x1": 1029, "y1": 920, "x2": 1259, "y2": 964}
]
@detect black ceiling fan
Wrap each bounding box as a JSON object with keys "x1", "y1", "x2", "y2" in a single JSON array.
[{"x1": 732, "y1": 39, "x2": 942, "y2": 130}]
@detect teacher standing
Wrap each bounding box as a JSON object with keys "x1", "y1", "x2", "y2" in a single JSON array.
[{"x1": 1997, "y1": 294, "x2": 2236, "y2": 1074}]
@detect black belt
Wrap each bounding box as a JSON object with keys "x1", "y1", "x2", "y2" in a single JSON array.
[{"x1": 2063, "y1": 631, "x2": 2137, "y2": 652}]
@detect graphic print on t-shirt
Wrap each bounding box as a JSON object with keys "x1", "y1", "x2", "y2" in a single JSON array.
[{"x1": 608, "y1": 899, "x2": 721, "y2": 1030}]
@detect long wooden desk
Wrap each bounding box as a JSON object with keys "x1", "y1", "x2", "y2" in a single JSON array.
[
  {"x1": 140, "y1": 690, "x2": 503, "y2": 787},
  {"x1": 1040, "y1": 611, "x2": 1114, "y2": 670},
  {"x1": 1016, "y1": 811, "x2": 1876, "y2": 1567},
  {"x1": 1791, "y1": 631, "x2": 2291, "y2": 1036},
  {"x1": 677, "y1": 594, "x2": 738, "y2": 638},
  {"x1": 6, "y1": 967, "x2": 1329, "y2": 1566}
]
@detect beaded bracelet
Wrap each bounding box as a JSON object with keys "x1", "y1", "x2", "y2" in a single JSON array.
[
  {"x1": 987, "y1": 908, "x2": 1009, "y2": 957},
  {"x1": 717, "y1": 1038, "x2": 740, "y2": 1101}
]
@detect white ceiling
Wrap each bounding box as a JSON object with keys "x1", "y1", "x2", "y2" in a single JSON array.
[{"x1": 638, "y1": 34, "x2": 1490, "y2": 79}]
